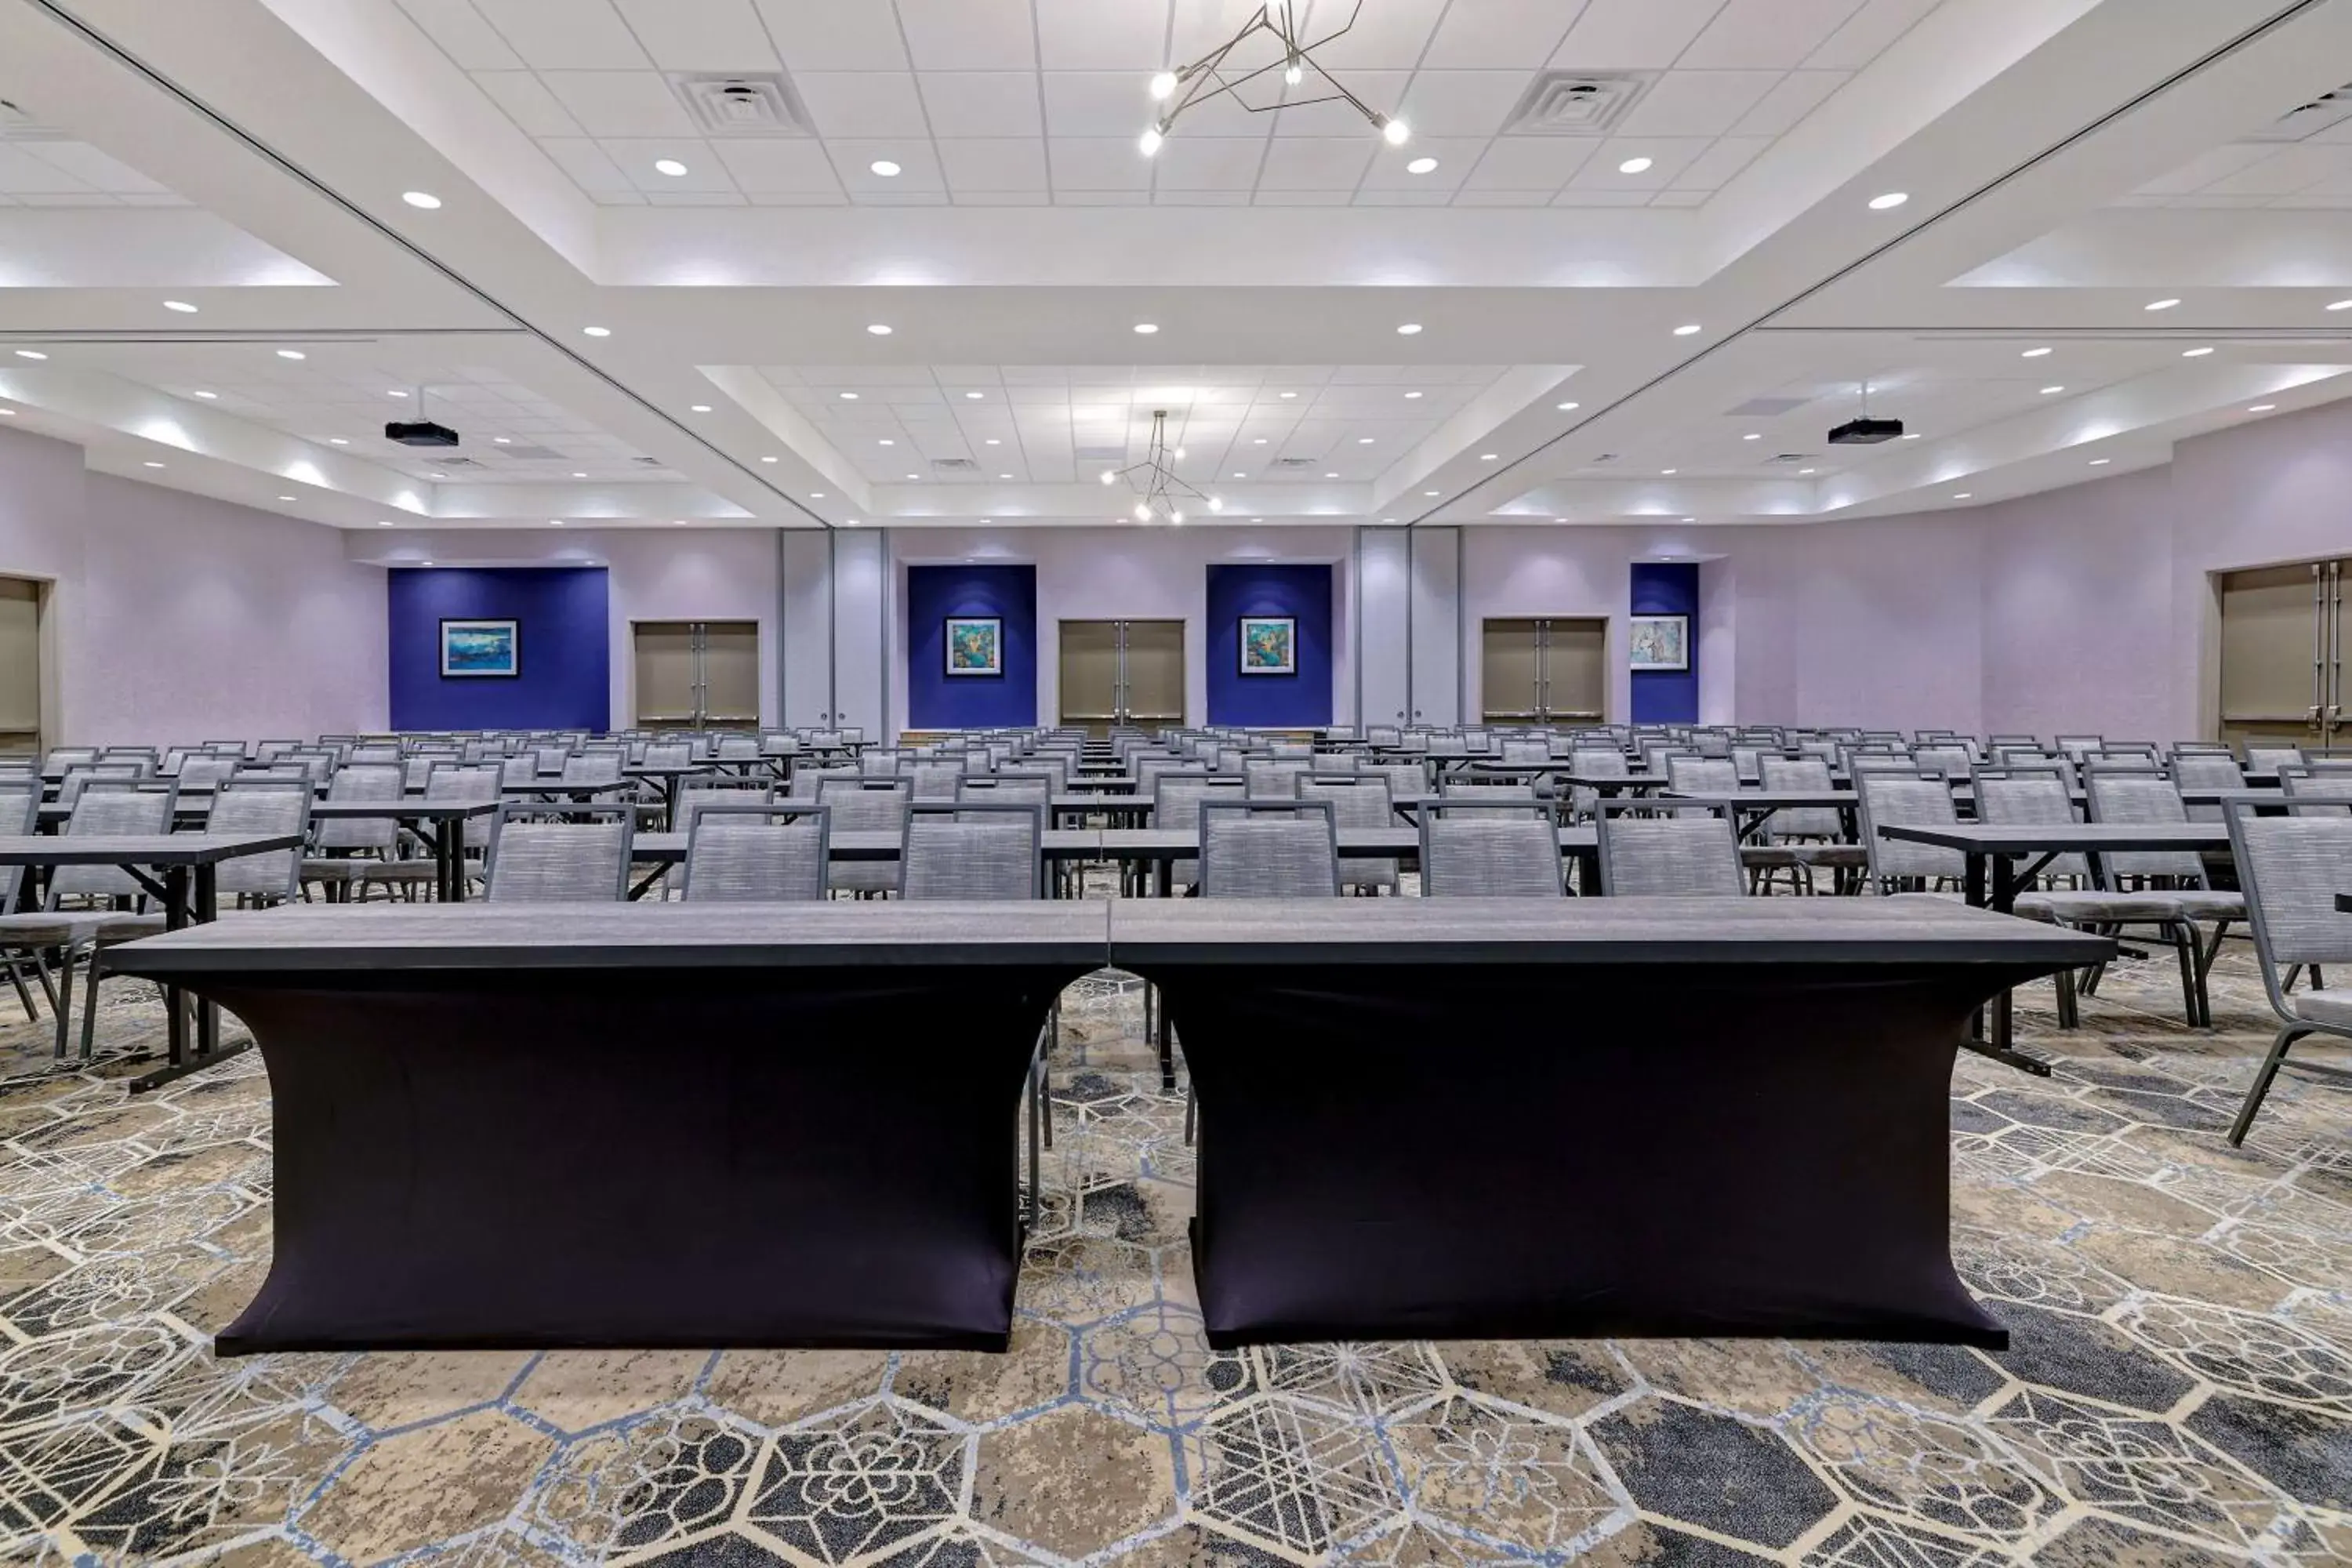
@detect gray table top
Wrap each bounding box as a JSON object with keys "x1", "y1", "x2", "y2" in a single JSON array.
[
  {"x1": 103, "y1": 900, "x2": 1113, "y2": 975},
  {"x1": 0, "y1": 833, "x2": 306, "y2": 867},
  {"x1": 1663, "y1": 791, "x2": 1857, "y2": 809},
  {"x1": 307, "y1": 800, "x2": 499, "y2": 820},
  {"x1": 1878, "y1": 822, "x2": 2227, "y2": 853},
  {"x1": 1104, "y1": 894, "x2": 2111, "y2": 966},
  {"x1": 1094, "y1": 826, "x2": 1598, "y2": 858},
  {"x1": 629, "y1": 828, "x2": 1105, "y2": 862}
]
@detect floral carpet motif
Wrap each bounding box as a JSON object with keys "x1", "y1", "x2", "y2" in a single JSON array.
[{"x1": 0, "y1": 943, "x2": 2350, "y2": 1563}]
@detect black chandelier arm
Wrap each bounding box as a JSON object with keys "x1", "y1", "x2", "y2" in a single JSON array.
[{"x1": 1159, "y1": 0, "x2": 1371, "y2": 132}]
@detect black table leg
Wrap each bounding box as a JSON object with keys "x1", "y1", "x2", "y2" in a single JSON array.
[
  {"x1": 1957, "y1": 853, "x2": 2049, "y2": 1078},
  {"x1": 132, "y1": 862, "x2": 249, "y2": 1093}
]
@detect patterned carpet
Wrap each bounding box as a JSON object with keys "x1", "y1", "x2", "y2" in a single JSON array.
[{"x1": 0, "y1": 931, "x2": 2350, "y2": 1564}]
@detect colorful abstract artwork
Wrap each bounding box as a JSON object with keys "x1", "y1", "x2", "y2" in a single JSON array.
[
  {"x1": 1628, "y1": 615, "x2": 1690, "y2": 672},
  {"x1": 439, "y1": 619, "x2": 518, "y2": 677},
  {"x1": 1239, "y1": 615, "x2": 1296, "y2": 675},
  {"x1": 946, "y1": 616, "x2": 1003, "y2": 676}
]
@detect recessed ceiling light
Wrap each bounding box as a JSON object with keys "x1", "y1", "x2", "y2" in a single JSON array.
[
  {"x1": 810, "y1": 492, "x2": 825, "y2": 499},
  {"x1": 1555, "y1": 401, "x2": 1580, "y2": 412},
  {"x1": 1250, "y1": 517, "x2": 1263, "y2": 522},
  {"x1": 376, "y1": 519, "x2": 393, "y2": 526},
  {"x1": 879, "y1": 438, "x2": 894, "y2": 445},
  {"x1": 1406, "y1": 157, "x2": 1438, "y2": 174},
  {"x1": 1396, "y1": 323, "x2": 1422, "y2": 335},
  {"x1": 0, "y1": 409, "x2": 13, "y2": 416},
  {"x1": 838, "y1": 391, "x2": 858, "y2": 401},
  {"x1": 673, "y1": 519, "x2": 687, "y2": 526},
  {"x1": 420, "y1": 560, "x2": 432, "y2": 565},
  {"x1": 1742, "y1": 432, "x2": 1761, "y2": 441},
  {"x1": 583, "y1": 325, "x2": 610, "y2": 337},
  {"x1": 141, "y1": 460, "x2": 164, "y2": 468},
  {"x1": 2040, "y1": 385, "x2": 2065, "y2": 394},
  {"x1": 1405, "y1": 390, "x2": 1423, "y2": 399},
  {"x1": 906, "y1": 472, "x2": 919, "y2": 479},
  {"x1": 2249, "y1": 403, "x2": 2277, "y2": 412},
  {"x1": 1133, "y1": 322, "x2": 1159, "y2": 335},
  {"x1": 844, "y1": 519, "x2": 858, "y2": 527},
  {"x1": 998, "y1": 472, "x2": 1011, "y2": 478},
  {"x1": 690, "y1": 404, "x2": 711, "y2": 412},
  {"x1": 1901, "y1": 432, "x2": 1922, "y2": 440},
  {"x1": 964, "y1": 390, "x2": 984, "y2": 399},
  {"x1": 1279, "y1": 391, "x2": 1298, "y2": 399},
  {"x1": 1357, "y1": 437, "x2": 1374, "y2": 445},
  {"x1": 1425, "y1": 489, "x2": 1440, "y2": 496},
  {"x1": 548, "y1": 519, "x2": 564, "y2": 526},
  {"x1": 401, "y1": 191, "x2": 441, "y2": 209},
  {"x1": 870, "y1": 160, "x2": 902, "y2": 177},
  {"x1": 278, "y1": 495, "x2": 295, "y2": 501},
  {"x1": 493, "y1": 435, "x2": 511, "y2": 443},
  {"x1": 1618, "y1": 156, "x2": 1653, "y2": 174},
  {"x1": 278, "y1": 349, "x2": 305, "y2": 360},
  {"x1": 162, "y1": 299, "x2": 197, "y2": 314},
  {"x1": 192, "y1": 390, "x2": 217, "y2": 399},
  {"x1": 2145, "y1": 297, "x2": 2180, "y2": 312},
  {"x1": 985, "y1": 437, "x2": 1000, "y2": 445},
  {"x1": 1323, "y1": 470, "x2": 1338, "y2": 478},
  {"x1": 1951, "y1": 492, "x2": 1972, "y2": 499},
  {"x1": 2330, "y1": 300, "x2": 2352, "y2": 312},
  {"x1": 1479, "y1": 453, "x2": 1497, "y2": 461},
  {"x1": 2183, "y1": 347, "x2": 2213, "y2": 358},
  {"x1": 653, "y1": 158, "x2": 688, "y2": 177},
  {"x1": 1798, "y1": 467, "x2": 1817, "y2": 475},
  {"x1": 1681, "y1": 517, "x2": 1696, "y2": 524},
  {"x1": 328, "y1": 437, "x2": 348, "y2": 445},
  {"x1": 431, "y1": 472, "x2": 448, "y2": 479},
  {"x1": 2021, "y1": 347, "x2": 2052, "y2": 358},
  {"x1": 1233, "y1": 471, "x2": 1246, "y2": 477},
  {"x1": 760, "y1": 455, "x2": 778, "y2": 463},
  {"x1": 1673, "y1": 323, "x2": 1701, "y2": 336},
  {"x1": 2089, "y1": 458, "x2": 2111, "y2": 466},
  {"x1": 13, "y1": 350, "x2": 46, "y2": 361},
  {"x1": 866, "y1": 323, "x2": 892, "y2": 336},
  {"x1": 388, "y1": 390, "x2": 406, "y2": 397},
  {"x1": 1867, "y1": 191, "x2": 1908, "y2": 210},
  {"x1": 1661, "y1": 467, "x2": 1677, "y2": 475}
]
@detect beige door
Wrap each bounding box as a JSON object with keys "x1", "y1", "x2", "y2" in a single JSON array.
[
  {"x1": 633, "y1": 622, "x2": 699, "y2": 728},
  {"x1": 1544, "y1": 617, "x2": 1606, "y2": 724},
  {"x1": 0, "y1": 578, "x2": 37, "y2": 755},
  {"x1": 1481, "y1": 619, "x2": 1543, "y2": 722},
  {"x1": 2219, "y1": 561, "x2": 2343, "y2": 750},
  {"x1": 1123, "y1": 619, "x2": 1186, "y2": 728},
  {"x1": 1058, "y1": 620, "x2": 1121, "y2": 735},
  {"x1": 699, "y1": 621, "x2": 760, "y2": 728}
]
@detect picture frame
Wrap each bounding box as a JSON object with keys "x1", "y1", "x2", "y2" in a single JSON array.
[
  {"x1": 1628, "y1": 615, "x2": 1690, "y2": 673},
  {"x1": 1238, "y1": 615, "x2": 1298, "y2": 676},
  {"x1": 440, "y1": 618, "x2": 519, "y2": 678},
  {"x1": 944, "y1": 615, "x2": 1004, "y2": 677}
]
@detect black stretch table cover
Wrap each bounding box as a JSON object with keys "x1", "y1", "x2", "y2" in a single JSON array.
[
  {"x1": 1107, "y1": 897, "x2": 2109, "y2": 1351},
  {"x1": 107, "y1": 902, "x2": 1109, "y2": 1355}
]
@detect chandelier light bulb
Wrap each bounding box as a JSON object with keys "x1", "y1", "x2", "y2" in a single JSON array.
[
  {"x1": 1140, "y1": 123, "x2": 1165, "y2": 157},
  {"x1": 1381, "y1": 117, "x2": 1410, "y2": 146},
  {"x1": 1172, "y1": 446, "x2": 1186, "y2": 459},
  {"x1": 1134, "y1": 502, "x2": 1152, "y2": 521},
  {"x1": 1171, "y1": 508, "x2": 1185, "y2": 524},
  {"x1": 1149, "y1": 71, "x2": 1178, "y2": 100},
  {"x1": 1208, "y1": 496, "x2": 1224, "y2": 512},
  {"x1": 1100, "y1": 470, "x2": 1118, "y2": 485}
]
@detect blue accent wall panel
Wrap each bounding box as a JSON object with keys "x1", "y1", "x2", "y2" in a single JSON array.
[
  {"x1": 388, "y1": 567, "x2": 610, "y2": 732},
  {"x1": 1206, "y1": 563, "x2": 1334, "y2": 727},
  {"x1": 1629, "y1": 561, "x2": 1700, "y2": 724},
  {"x1": 906, "y1": 564, "x2": 1036, "y2": 728}
]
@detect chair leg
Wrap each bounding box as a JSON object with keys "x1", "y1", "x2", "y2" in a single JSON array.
[
  {"x1": 1184, "y1": 1082, "x2": 1197, "y2": 1145},
  {"x1": 2172, "y1": 924, "x2": 2205, "y2": 1029},
  {"x1": 29, "y1": 952, "x2": 57, "y2": 1012},
  {"x1": 2054, "y1": 961, "x2": 2078, "y2": 1029},
  {"x1": 2229, "y1": 1023, "x2": 2312, "y2": 1146},
  {"x1": 1025, "y1": 1041, "x2": 1044, "y2": 1230},
  {"x1": 78, "y1": 952, "x2": 102, "y2": 1062},
  {"x1": 5, "y1": 955, "x2": 37, "y2": 1023},
  {"x1": 52, "y1": 941, "x2": 80, "y2": 1061},
  {"x1": 2285, "y1": 964, "x2": 2304, "y2": 995}
]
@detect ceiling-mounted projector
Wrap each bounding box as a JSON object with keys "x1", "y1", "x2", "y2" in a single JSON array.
[
  {"x1": 1827, "y1": 416, "x2": 1903, "y2": 445},
  {"x1": 385, "y1": 419, "x2": 459, "y2": 447}
]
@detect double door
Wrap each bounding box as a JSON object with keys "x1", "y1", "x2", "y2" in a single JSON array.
[
  {"x1": 1481, "y1": 617, "x2": 1606, "y2": 724},
  {"x1": 2219, "y1": 561, "x2": 2350, "y2": 750},
  {"x1": 634, "y1": 620, "x2": 759, "y2": 729},
  {"x1": 1060, "y1": 619, "x2": 1184, "y2": 736}
]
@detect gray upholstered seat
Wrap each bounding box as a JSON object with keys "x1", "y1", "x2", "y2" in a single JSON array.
[
  {"x1": 2222, "y1": 806, "x2": 2352, "y2": 1144},
  {"x1": 682, "y1": 803, "x2": 827, "y2": 901},
  {"x1": 1419, "y1": 808, "x2": 1563, "y2": 896},
  {"x1": 483, "y1": 805, "x2": 633, "y2": 901},
  {"x1": 1199, "y1": 800, "x2": 1339, "y2": 897},
  {"x1": 1595, "y1": 803, "x2": 1744, "y2": 896},
  {"x1": 901, "y1": 802, "x2": 1043, "y2": 899}
]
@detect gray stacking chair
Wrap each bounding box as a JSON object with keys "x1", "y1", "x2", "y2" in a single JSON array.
[
  {"x1": 0, "y1": 782, "x2": 103, "y2": 1054},
  {"x1": 1500, "y1": 738, "x2": 1552, "y2": 766},
  {"x1": 906, "y1": 759, "x2": 966, "y2": 802},
  {"x1": 960, "y1": 769, "x2": 1052, "y2": 809},
  {"x1": 207, "y1": 781, "x2": 312, "y2": 909},
  {"x1": 682, "y1": 803, "x2": 828, "y2": 902},
  {"x1": 49, "y1": 782, "x2": 180, "y2": 909},
  {"x1": 1758, "y1": 755, "x2": 1868, "y2": 890},
  {"x1": 1419, "y1": 803, "x2": 1564, "y2": 896},
  {"x1": 1198, "y1": 799, "x2": 1341, "y2": 897},
  {"x1": 173, "y1": 754, "x2": 238, "y2": 793},
  {"x1": 483, "y1": 804, "x2": 633, "y2": 902},
  {"x1": 674, "y1": 778, "x2": 774, "y2": 837},
  {"x1": 304, "y1": 764, "x2": 434, "y2": 902},
  {"x1": 818, "y1": 779, "x2": 910, "y2": 895},
  {"x1": 2173, "y1": 750, "x2": 2249, "y2": 822},
  {"x1": 561, "y1": 750, "x2": 626, "y2": 787},
  {"x1": 1154, "y1": 772, "x2": 1243, "y2": 893},
  {"x1": 2248, "y1": 744, "x2": 2306, "y2": 775},
  {"x1": 1246, "y1": 758, "x2": 1311, "y2": 799},
  {"x1": 1854, "y1": 773, "x2": 1966, "y2": 895},
  {"x1": 2088, "y1": 769, "x2": 2244, "y2": 1011},
  {"x1": 1440, "y1": 779, "x2": 1546, "y2": 818},
  {"x1": 1296, "y1": 774, "x2": 1397, "y2": 893},
  {"x1": 901, "y1": 801, "x2": 1044, "y2": 899},
  {"x1": 1595, "y1": 800, "x2": 1744, "y2": 896},
  {"x1": 1565, "y1": 746, "x2": 1627, "y2": 822},
  {"x1": 2223, "y1": 804, "x2": 2352, "y2": 1145},
  {"x1": 2280, "y1": 766, "x2": 2352, "y2": 816}
]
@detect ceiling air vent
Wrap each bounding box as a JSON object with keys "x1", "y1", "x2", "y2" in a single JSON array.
[
  {"x1": 1767, "y1": 452, "x2": 1815, "y2": 464},
  {"x1": 1589, "y1": 453, "x2": 1621, "y2": 464},
  {"x1": 1501, "y1": 72, "x2": 1653, "y2": 136},
  {"x1": 668, "y1": 73, "x2": 814, "y2": 138},
  {"x1": 931, "y1": 457, "x2": 979, "y2": 473},
  {"x1": 432, "y1": 456, "x2": 484, "y2": 468},
  {"x1": 632, "y1": 455, "x2": 663, "y2": 466},
  {"x1": 1273, "y1": 456, "x2": 1321, "y2": 470},
  {"x1": 495, "y1": 444, "x2": 567, "y2": 461},
  {"x1": 0, "y1": 99, "x2": 67, "y2": 140},
  {"x1": 1728, "y1": 395, "x2": 1813, "y2": 417},
  {"x1": 2246, "y1": 82, "x2": 2352, "y2": 143}
]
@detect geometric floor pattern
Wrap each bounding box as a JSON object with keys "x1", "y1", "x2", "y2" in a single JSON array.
[{"x1": 3, "y1": 937, "x2": 2352, "y2": 1563}]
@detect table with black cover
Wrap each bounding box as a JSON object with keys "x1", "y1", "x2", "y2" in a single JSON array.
[
  {"x1": 103, "y1": 902, "x2": 1109, "y2": 1354},
  {"x1": 1106, "y1": 896, "x2": 2107, "y2": 1350}
]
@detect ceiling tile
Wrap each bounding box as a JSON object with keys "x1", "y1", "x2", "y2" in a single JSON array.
[
  {"x1": 918, "y1": 72, "x2": 1045, "y2": 138},
  {"x1": 1452, "y1": 188, "x2": 1555, "y2": 206},
  {"x1": 1058, "y1": 187, "x2": 1151, "y2": 204},
  {"x1": 896, "y1": 0, "x2": 1038, "y2": 69},
  {"x1": 0, "y1": 147, "x2": 91, "y2": 194},
  {"x1": 1254, "y1": 137, "x2": 1377, "y2": 191},
  {"x1": 1680, "y1": 0, "x2": 1865, "y2": 70},
  {"x1": 2201, "y1": 143, "x2": 2345, "y2": 198},
  {"x1": 1729, "y1": 70, "x2": 1845, "y2": 136},
  {"x1": 1150, "y1": 137, "x2": 1265, "y2": 191},
  {"x1": 1420, "y1": 0, "x2": 1585, "y2": 67},
  {"x1": 1049, "y1": 136, "x2": 1154, "y2": 190},
  {"x1": 747, "y1": 190, "x2": 849, "y2": 205},
  {"x1": 1563, "y1": 136, "x2": 1708, "y2": 187},
  {"x1": 1552, "y1": 0, "x2": 1726, "y2": 69},
  {"x1": 397, "y1": 0, "x2": 527, "y2": 69},
  {"x1": 596, "y1": 137, "x2": 735, "y2": 191},
  {"x1": 1460, "y1": 137, "x2": 1595, "y2": 191},
  {"x1": 2132, "y1": 143, "x2": 2274, "y2": 195},
  {"x1": 474, "y1": 71, "x2": 589, "y2": 136},
  {"x1": 21, "y1": 143, "x2": 169, "y2": 194},
  {"x1": 1670, "y1": 134, "x2": 1768, "y2": 189},
  {"x1": 1043, "y1": 71, "x2": 1154, "y2": 136},
  {"x1": 1803, "y1": 0, "x2": 1936, "y2": 69},
  {"x1": 752, "y1": 0, "x2": 909, "y2": 68},
  {"x1": 1305, "y1": 0, "x2": 1448, "y2": 69},
  {"x1": 1394, "y1": 71, "x2": 1531, "y2": 138},
  {"x1": 1551, "y1": 187, "x2": 1657, "y2": 205},
  {"x1": 539, "y1": 71, "x2": 699, "y2": 136},
  {"x1": 939, "y1": 138, "x2": 1050, "y2": 191},
  {"x1": 826, "y1": 139, "x2": 947, "y2": 191},
  {"x1": 1646, "y1": 187, "x2": 1709, "y2": 207},
  {"x1": 1034, "y1": 0, "x2": 1169, "y2": 69},
  {"x1": 474, "y1": 0, "x2": 650, "y2": 68},
  {"x1": 793, "y1": 71, "x2": 933, "y2": 138},
  {"x1": 713, "y1": 138, "x2": 844, "y2": 192},
  {"x1": 1358, "y1": 137, "x2": 1484, "y2": 191},
  {"x1": 644, "y1": 190, "x2": 746, "y2": 205},
  {"x1": 611, "y1": 0, "x2": 780, "y2": 71},
  {"x1": 1169, "y1": 0, "x2": 1274, "y2": 61},
  {"x1": 1257, "y1": 188, "x2": 1353, "y2": 205},
  {"x1": 1616, "y1": 70, "x2": 1782, "y2": 137},
  {"x1": 536, "y1": 138, "x2": 639, "y2": 193}
]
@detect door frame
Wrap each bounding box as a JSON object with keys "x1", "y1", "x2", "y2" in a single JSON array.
[
  {"x1": 1475, "y1": 614, "x2": 1610, "y2": 725},
  {"x1": 1057, "y1": 617, "x2": 1188, "y2": 730},
  {"x1": 628, "y1": 617, "x2": 762, "y2": 731}
]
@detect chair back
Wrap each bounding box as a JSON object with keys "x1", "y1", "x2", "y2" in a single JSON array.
[
  {"x1": 642, "y1": 742, "x2": 694, "y2": 771},
  {"x1": 174, "y1": 755, "x2": 238, "y2": 793},
  {"x1": 1664, "y1": 755, "x2": 1739, "y2": 797},
  {"x1": 1420, "y1": 805, "x2": 1563, "y2": 896},
  {"x1": 1595, "y1": 801, "x2": 1743, "y2": 896},
  {"x1": 1758, "y1": 755, "x2": 1842, "y2": 840},
  {"x1": 900, "y1": 802, "x2": 1044, "y2": 899},
  {"x1": 424, "y1": 762, "x2": 503, "y2": 848},
  {"x1": 1855, "y1": 773, "x2": 1964, "y2": 886},
  {"x1": 1154, "y1": 771, "x2": 1243, "y2": 829},
  {"x1": 561, "y1": 751, "x2": 625, "y2": 786},
  {"x1": 682, "y1": 803, "x2": 827, "y2": 902},
  {"x1": 0, "y1": 782, "x2": 35, "y2": 912},
  {"x1": 2249, "y1": 744, "x2": 2307, "y2": 775},
  {"x1": 676, "y1": 779, "x2": 775, "y2": 837},
  {"x1": 1245, "y1": 759, "x2": 1310, "y2": 798},
  {"x1": 53, "y1": 782, "x2": 180, "y2": 902},
  {"x1": 2172, "y1": 751, "x2": 2247, "y2": 822},
  {"x1": 906, "y1": 760, "x2": 965, "y2": 801},
  {"x1": 208, "y1": 781, "x2": 311, "y2": 902},
  {"x1": 2226, "y1": 804, "x2": 2352, "y2": 1013},
  {"x1": 484, "y1": 804, "x2": 633, "y2": 901},
  {"x1": 1199, "y1": 799, "x2": 1340, "y2": 897},
  {"x1": 2280, "y1": 766, "x2": 2352, "y2": 817},
  {"x1": 817, "y1": 777, "x2": 909, "y2": 833},
  {"x1": 2085, "y1": 771, "x2": 2205, "y2": 884},
  {"x1": 318, "y1": 763, "x2": 405, "y2": 851},
  {"x1": 1971, "y1": 768, "x2": 2089, "y2": 883}
]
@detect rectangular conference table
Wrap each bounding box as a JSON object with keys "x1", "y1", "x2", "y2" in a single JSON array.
[
  {"x1": 1112, "y1": 896, "x2": 2107, "y2": 1348},
  {"x1": 105, "y1": 901, "x2": 1109, "y2": 1353},
  {"x1": 1096, "y1": 825, "x2": 1601, "y2": 897},
  {"x1": 624, "y1": 829, "x2": 1104, "y2": 898},
  {"x1": 0, "y1": 833, "x2": 305, "y2": 1091},
  {"x1": 306, "y1": 800, "x2": 497, "y2": 903}
]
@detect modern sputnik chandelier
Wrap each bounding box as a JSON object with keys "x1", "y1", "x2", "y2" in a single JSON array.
[
  {"x1": 1140, "y1": 0, "x2": 1410, "y2": 158},
  {"x1": 1100, "y1": 410, "x2": 1223, "y2": 525}
]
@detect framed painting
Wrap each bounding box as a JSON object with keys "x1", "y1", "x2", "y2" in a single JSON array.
[
  {"x1": 1239, "y1": 615, "x2": 1297, "y2": 676},
  {"x1": 440, "y1": 619, "x2": 519, "y2": 678},
  {"x1": 945, "y1": 616, "x2": 1003, "y2": 677},
  {"x1": 1628, "y1": 615, "x2": 1690, "y2": 673}
]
